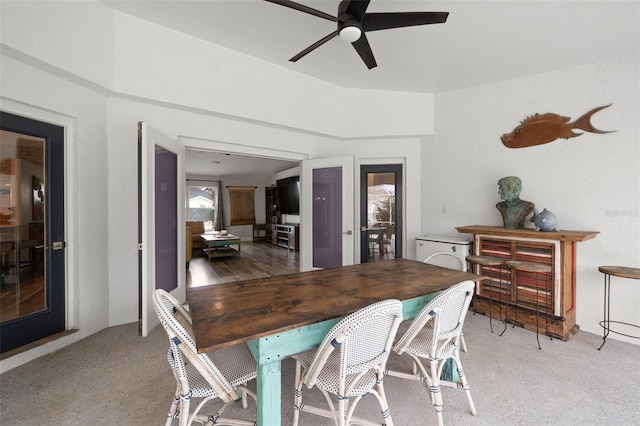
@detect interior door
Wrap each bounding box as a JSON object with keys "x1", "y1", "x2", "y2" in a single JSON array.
[
  {"x1": 300, "y1": 156, "x2": 354, "y2": 271},
  {"x1": 360, "y1": 164, "x2": 403, "y2": 263},
  {"x1": 0, "y1": 112, "x2": 65, "y2": 354},
  {"x1": 138, "y1": 122, "x2": 185, "y2": 337}
]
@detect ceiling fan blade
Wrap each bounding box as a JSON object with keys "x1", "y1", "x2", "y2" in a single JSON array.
[
  {"x1": 351, "y1": 33, "x2": 377, "y2": 69},
  {"x1": 290, "y1": 31, "x2": 339, "y2": 62},
  {"x1": 264, "y1": 0, "x2": 338, "y2": 22},
  {"x1": 341, "y1": 0, "x2": 371, "y2": 21},
  {"x1": 363, "y1": 11, "x2": 449, "y2": 32}
]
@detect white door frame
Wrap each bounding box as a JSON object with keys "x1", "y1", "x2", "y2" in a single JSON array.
[
  {"x1": 180, "y1": 137, "x2": 309, "y2": 163},
  {"x1": 139, "y1": 122, "x2": 186, "y2": 337},
  {"x1": 300, "y1": 156, "x2": 355, "y2": 271}
]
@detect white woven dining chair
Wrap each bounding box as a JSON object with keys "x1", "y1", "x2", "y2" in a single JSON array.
[
  {"x1": 386, "y1": 280, "x2": 477, "y2": 426},
  {"x1": 152, "y1": 289, "x2": 257, "y2": 426},
  {"x1": 422, "y1": 252, "x2": 469, "y2": 353},
  {"x1": 292, "y1": 299, "x2": 403, "y2": 426}
]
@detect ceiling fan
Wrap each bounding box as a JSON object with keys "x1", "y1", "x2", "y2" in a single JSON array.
[{"x1": 264, "y1": 0, "x2": 449, "y2": 69}]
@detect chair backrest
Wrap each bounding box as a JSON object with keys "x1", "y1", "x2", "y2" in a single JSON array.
[
  {"x1": 423, "y1": 251, "x2": 465, "y2": 271},
  {"x1": 303, "y1": 299, "x2": 403, "y2": 389},
  {"x1": 152, "y1": 289, "x2": 237, "y2": 401},
  {"x1": 368, "y1": 228, "x2": 385, "y2": 242},
  {"x1": 393, "y1": 281, "x2": 475, "y2": 358}
]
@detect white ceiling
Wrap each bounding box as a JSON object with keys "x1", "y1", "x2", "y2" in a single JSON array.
[
  {"x1": 103, "y1": 0, "x2": 639, "y2": 94},
  {"x1": 185, "y1": 149, "x2": 299, "y2": 177},
  {"x1": 103, "y1": 0, "x2": 639, "y2": 176}
]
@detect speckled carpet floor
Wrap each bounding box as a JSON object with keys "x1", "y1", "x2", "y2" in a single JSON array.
[{"x1": 1, "y1": 313, "x2": 638, "y2": 425}]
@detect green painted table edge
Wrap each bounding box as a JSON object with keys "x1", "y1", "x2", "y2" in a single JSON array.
[{"x1": 246, "y1": 291, "x2": 456, "y2": 425}]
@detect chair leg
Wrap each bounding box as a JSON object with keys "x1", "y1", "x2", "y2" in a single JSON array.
[
  {"x1": 241, "y1": 390, "x2": 248, "y2": 409},
  {"x1": 409, "y1": 356, "x2": 435, "y2": 404},
  {"x1": 293, "y1": 361, "x2": 303, "y2": 426},
  {"x1": 460, "y1": 334, "x2": 468, "y2": 353},
  {"x1": 374, "y1": 372, "x2": 394, "y2": 426},
  {"x1": 429, "y1": 360, "x2": 444, "y2": 426},
  {"x1": 338, "y1": 392, "x2": 347, "y2": 426},
  {"x1": 451, "y1": 353, "x2": 477, "y2": 416},
  {"x1": 179, "y1": 391, "x2": 191, "y2": 426},
  {"x1": 166, "y1": 390, "x2": 180, "y2": 426}
]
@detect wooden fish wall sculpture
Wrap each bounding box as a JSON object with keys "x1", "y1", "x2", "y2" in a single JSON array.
[{"x1": 501, "y1": 104, "x2": 615, "y2": 149}]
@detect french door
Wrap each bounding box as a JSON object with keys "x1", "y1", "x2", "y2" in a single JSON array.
[
  {"x1": 300, "y1": 156, "x2": 354, "y2": 271},
  {"x1": 138, "y1": 122, "x2": 185, "y2": 337},
  {"x1": 359, "y1": 164, "x2": 403, "y2": 263},
  {"x1": 0, "y1": 111, "x2": 65, "y2": 353}
]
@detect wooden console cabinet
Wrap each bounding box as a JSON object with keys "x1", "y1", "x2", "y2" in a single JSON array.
[{"x1": 456, "y1": 225, "x2": 598, "y2": 341}]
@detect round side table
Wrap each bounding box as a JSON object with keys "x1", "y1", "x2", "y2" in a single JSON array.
[{"x1": 597, "y1": 266, "x2": 640, "y2": 350}]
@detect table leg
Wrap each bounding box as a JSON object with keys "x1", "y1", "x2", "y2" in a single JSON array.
[
  {"x1": 442, "y1": 358, "x2": 459, "y2": 382},
  {"x1": 256, "y1": 360, "x2": 281, "y2": 425},
  {"x1": 598, "y1": 273, "x2": 611, "y2": 350}
]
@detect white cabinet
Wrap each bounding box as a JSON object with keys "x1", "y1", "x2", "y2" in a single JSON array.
[{"x1": 416, "y1": 235, "x2": 472, "y2": 271}]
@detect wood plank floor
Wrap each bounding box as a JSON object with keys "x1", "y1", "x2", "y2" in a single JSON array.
[
  {"x1": 1, "y1": 242, "x2": 299, "y2": 323},
  {"x1": 1, "y1": 272, "x2": 45, "y2": 323},
  {"x1": 187, "y1": 241, "x2": 300, "y2": 288}
]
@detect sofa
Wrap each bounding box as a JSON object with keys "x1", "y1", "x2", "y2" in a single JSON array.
[{"x1": 186, "y1": 221, "x2": 205, "y2": 250}]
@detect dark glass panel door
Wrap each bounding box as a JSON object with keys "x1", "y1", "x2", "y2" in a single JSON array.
[
  {"x1": 0, "y1": 112, "x2": 65, "y2": 354},
  {"x1": 360, "y1": 164, "x2": 403, "y2": 263}
]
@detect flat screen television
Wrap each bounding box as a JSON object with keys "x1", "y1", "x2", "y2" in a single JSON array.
[{"x1": 276, "y1": 176, "x2": 300, "y2": 215}]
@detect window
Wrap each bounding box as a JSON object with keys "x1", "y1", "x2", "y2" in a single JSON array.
[{"x1": 187, "y1": 184, "x2": 218, "y2": 230}]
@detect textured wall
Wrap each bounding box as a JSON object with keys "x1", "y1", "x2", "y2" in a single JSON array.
[{"x1": 425, "y1": 56, "x2": 640, "y2": 343}]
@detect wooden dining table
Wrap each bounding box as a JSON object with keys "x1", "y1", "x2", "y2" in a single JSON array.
[{"x1": 187, "y1": 258, "x2": 483, "y2": 425}]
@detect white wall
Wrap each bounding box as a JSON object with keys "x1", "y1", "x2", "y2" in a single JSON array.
[
  {"x1": 100, "y1": 8, "x2": 431, "y2": 319},
  {"x1": 424, "y1": 56, "x2": 640, "y2": 342},
  {"x1": 0, "y1": 56, "x2": 110, "y2": 372},
  {"x1": 110, "y1": 9, "x2": 434, "y2": 139},
  {"x1": 1, "y1": 0, "x2": 423, "y2": 371},
  {"x1": 1, "y1": 1, "x2": 637, "y2": 374},
  {"x1": 342, "y1": 138, "x2": 424, "y2": 261},
  {"x1": 0, "y1": 1, "x2": 114, "y2": 89},
  {"x1": 106, "y1": 97, "x2": 340, "y2": 326}
]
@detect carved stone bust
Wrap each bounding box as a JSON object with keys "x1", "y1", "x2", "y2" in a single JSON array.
[{"x1": 496, "y1": 176, "x2": 535, "y2": 229}]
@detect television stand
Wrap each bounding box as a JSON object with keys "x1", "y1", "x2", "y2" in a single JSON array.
[{"x1": 272, "y1": 224, "x2": 299, "y2": 251}]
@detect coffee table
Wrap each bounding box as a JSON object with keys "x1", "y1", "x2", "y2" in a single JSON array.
[{"x1": 200, "y1": 234, "x2": 241, "y2": 260}]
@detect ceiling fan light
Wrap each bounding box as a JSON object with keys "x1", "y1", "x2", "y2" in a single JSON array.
[{"x1": 339, "y1": 26, "x2": 361, "y2": 43}]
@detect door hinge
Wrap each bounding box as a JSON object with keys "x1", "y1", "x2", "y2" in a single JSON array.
[{"x1": 137, "y1": 243, "x2": 143, "y2": 251}]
